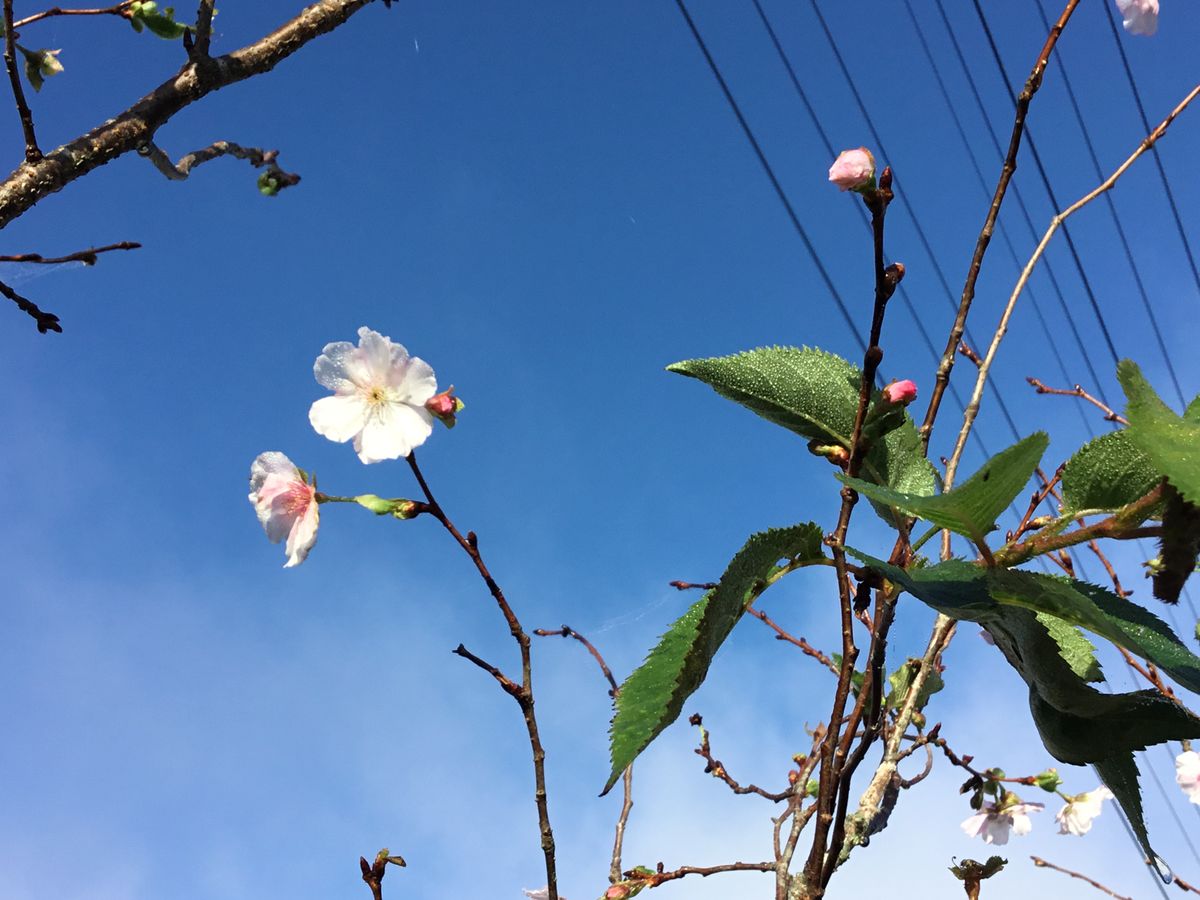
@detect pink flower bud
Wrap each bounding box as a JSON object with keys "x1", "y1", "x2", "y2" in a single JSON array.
[
  {"x1": 882, "y1": 379, "x2": 917, "y2": 405},
  {"x1": 828, "y1": 147, "x2": 876, "y2": 191},
  {"x1": 605, "y1": 886, "x2": 632, "y2": 900},
  {"x1": 424, "y1": 387, "x2": 462, "y2": 426}
]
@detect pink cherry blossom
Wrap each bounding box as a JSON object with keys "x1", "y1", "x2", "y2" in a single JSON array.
[
  {"x1": 522, "y1": 889, "x2": 550, "y2": 900},
  {"x1": 1116, "y1": 0, "x2": 1158, "y2": 35},
  {"x1": 961, "y1": 800, "x2": 1043, "y2": 845},
  {"x1": 828, "y1": 147, "x2": 876, "y2": 191},
  {"x1": 309, "y1": 327, "x2": 438, "y2": 464},
  {"x1": 248, "y1": 451, "x2": 319, "y2": 567},
  {"x1": 1056, "y1": 786, "x2": 1113, "y2": 835},
  {"x1": 883, "y1": 379, "x2": 918, "y2": 405},
  {"x1": 1177, "y1": 750, "x2": 1200, "y2": 804}
]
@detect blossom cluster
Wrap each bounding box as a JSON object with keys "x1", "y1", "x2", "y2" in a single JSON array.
[{"x1": 248, "y1": 327, "x2": 459, "y2": 566}]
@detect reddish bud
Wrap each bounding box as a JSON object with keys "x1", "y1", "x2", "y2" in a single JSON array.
[
  {"x1": 882, "y1": 379, "x2": 917, "y2": 405},
  {"x1": 605, "y1": 886, "x2": 632, "y2": 899},
  {"x1": 425, "y1": 387, "x2": 463, "y2": 427}
]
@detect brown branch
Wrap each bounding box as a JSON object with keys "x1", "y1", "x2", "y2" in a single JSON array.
[
  {"x1": 919, "y1": 0, "x2": 1081, "y2": 453},
  {"x1": 12, "y1": 2, "x2": 132, "y2": 28},
  {"x1": 1027, "y1": 377, "x2": 1129, "y2": 426},
  {"x1": 669, "y1": 580, "x2": 717, "y2": 591},
  {"x1": 625, "y1": 860, "x2": 775, "y2": 889},
  {"x1": 690, "y1": 713, "x2": 790, "y2": 802},
  {"x1": 957, "y1": 340, "x2": 982, "y2": 367},
  {"x1": 531, "y1": 623, "x2": 630, "y2": 882},
  {"x1": 192, "y1": 0, "x2": 215, "y2": 57},
  {"x1": 407, "y1": 451, "x2": 559, "y2": 900},
  {"x1": 803, "y1": 168, "x2": 900, "y2": 892},
  {"x1": 1171, "y1": 871, "x2": 1200, "y2": 895},
  {"x1": 1010, "y1": 466, "x2": 1063, "y2": 542},
  {"x1": 138, "y1": 140, "x2": 300, "y2": 192},
  {"x1": 3, "y1": 0, "x2": 41, "y2": 162},
  {"x1": 0, "y1": 275, "x2": 58, "y2": 332},
  {"x1": 1031, "y1": 857, "x2": 1132, "y2": 900},
  {"x1": 745, "y1": 604, "x2": 838, "y2": 675},
  {"x1": 533, "y1": 625, "x2": 619, "y2": 696},
  {"x1": 996, "y1": 483, "x2": 1165, "y2": 567},
  {"x1": 0, "y1": 0, "x2": 383, "y2": 231},
  {"x1": 0, "y1": 240, "x2": 140, "y2": 264}
]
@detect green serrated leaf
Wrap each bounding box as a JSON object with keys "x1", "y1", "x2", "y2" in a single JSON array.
[
  {"x1": 1036, "y1": 613, "x2": 1103, "y2": 682},
  {"x1": 667, "y1": 347, "x2": 935, "y2": 526},
  {"x1": 1119, "y1": 359, "x2": 1200, "y2": 505},
  {"x1": 1093, "y1": 752, "x2": 1158, "y2": 866},
  {"x1": 1154, "y1": 484, "x2": 1200, "y2": 604},
  {"x1": 1060, "y1": 430, "x2": 1161, "y2": 515},
  {"x1": 839, "y1": 433, "x2": 1048, "y2": 546},
  {"x1": 605, "y1": 523, "x2": 825, "y2": 793}
]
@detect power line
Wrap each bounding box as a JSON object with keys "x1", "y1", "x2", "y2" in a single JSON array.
[
  {"x1": 805, "y1": 0, "x2": 1025, "y2": 443},
  {"x1": 1101, "y1": 0, "x2": 1200, "y2": 317},
  {"x1": 671, "y1": 0, "x2": 865, "y2": 355},
  {"x1": 970, "y1": 0, "x2": 1123, "y2": 399},
  {"x1": 902, "y1": 0, "x2": 1095, "y2": 439},
  {"x1": 1031, "y1": 0, "x2": 1187, "y2": 408},
  {"x1": 746, "y1": 0, "x2": 985, "y2": 452}
]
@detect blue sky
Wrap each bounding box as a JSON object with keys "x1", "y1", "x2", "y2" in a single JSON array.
[{"x1": 3, "y1": 1, "x2": 1200, "y2": 897}]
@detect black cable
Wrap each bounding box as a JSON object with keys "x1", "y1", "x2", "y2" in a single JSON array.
[
  {"x1": 746, "y1": 0, "x2": 985, "y2": 451},
  {"x1": 806, "y1": 0, "x2": 1025, "y2": 442},
  {"x1": 1102, "y1": 0, "x2": 1200, "y2": 319},
  {"x1": 1033, "y1": 0, "x2": 1187, "y2": 408},
  {"x1": 903, "y1": 0, "x2": 1095, "y2": 439},
  {"x1": 971, "y1": 0, "x2": 1123, "y2": 398},
  {"x1": 671, "y1": 0, "x2": 864, "y2": 355}
]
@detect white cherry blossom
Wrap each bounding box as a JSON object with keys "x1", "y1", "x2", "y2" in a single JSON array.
[
  {"x1": 1116, "y1": 0, "x2": 1158, "y2": 35},
  {"x1": 1177, "y1": 750, "x2": 1200, "y2": 804},
  {"x1": 309, "y1": 327, "x2": 438, "y2": 463},
  {"x1": 1056, "y1": 786, "x2": 1113, "y2": 835},
  {"x1": 961, "y1": 800, "x2": 1043, "y2": 845},
  {"x1": 248, "y1": 451, "x2": 319, "y2": 567},
  {"x1": 522, "y1": 889, "x2": 550, "y2": 900}
]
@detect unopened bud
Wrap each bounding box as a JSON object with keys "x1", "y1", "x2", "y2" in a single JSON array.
[
  {"x1": 808, "y1": 439, "x2": 851, "y2": 468},
  {"x1": 828, "y1": 147, "x2": 876, "y2": 192},
  {"x1": 425, "y1": 387, "x2": 463, "y2": 428},
  {"x1": 1034, "y1": 768, "x2": 1062, "y2": 793},
  {"x1": 605, "y1": 885, "x2": 632, "y2": 899},
  {"x1": 882, "y1": 379, "x2": 918, "y2": 406}
]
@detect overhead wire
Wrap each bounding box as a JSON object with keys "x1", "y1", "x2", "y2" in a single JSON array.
[
  {"x1": 1032, "y1": 0, "x2": 1186, "y2": 409},
  {"x1": 670, "y1": 0, "x2": 865, "y2": 355},
  {"x1": 970, "y1": 0, "x2": 1123, "y2": 395},
  {"x1": 1101, "y1": 0, "x2": 1200, "y2": 320}
]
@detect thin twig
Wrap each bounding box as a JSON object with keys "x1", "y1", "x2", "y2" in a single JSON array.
[
  {"x1": 1027, "y1": 377, "x2": 1129, "y2": 425},
  {"x1": 1031, "y1": 856, "x2": 1132, "y2": 900},
  {"x1": 919, "y1": 0, "x2": 1081, "y2": 454},
  {"x1": 3, "y1": 0, "x2": 41, "y2": 162},
  {"x1": 407, "y1": 452, "x2": 559, "y2": 900},
  {"x1": 745, "y1": 604, "x2": 839, "y2": 675},
  {"x1": 0, "y1": 275, "x2": 59, "y2": 332},
  {"x1": 530, "y1": 623, "x2": 630, "y2": 882},
  {"x1": 624, "y1": 860, "x2": 775, "y2": 889},
  {"x1": 0, "y1": 241, "x2": 141, "y2": 265},
  {"x1": 138, "y1": 140, "x2": 301, "y2": 191},
  {"x1": 690, "y1": 713, "x2": 791, "y2": 802},
  {"x1": 942, "y1": 80, "x2": 1200, "y2": 535},
  {"x1": 12, "y1": 2, "x2": 132, "y2": 28}
]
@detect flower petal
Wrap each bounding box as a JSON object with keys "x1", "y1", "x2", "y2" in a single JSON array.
[
  {"x1": 310, "y1": 395, "x2": 368, "y2": 443},
  {"x1": 396, "y1": 354, "x2": 438, "y2": 404},
  {"x1": 313, "y1": 339, "x2": 369, "y2": 392},
  {"x1": 355, "y1": 403, "x2": 433, "y2": 463},
  {"x1": 249, "y1": 451, "x2": 298, "y2": 494},
  {"x1": 284, "y1": 501, "x2": 319, "y2": 567},
  {"x1": 359, "y1": 326, "x2": 406, "y2": 380}
]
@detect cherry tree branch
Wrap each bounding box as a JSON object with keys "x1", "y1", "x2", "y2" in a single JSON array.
[
  {"x1": 0, "y1": 240, "x2": 140, "y2": 264},
  {"x1": 3, "y1": 0, "x2": 41, "y2": 162},
  {"x1": 406, "y1": 451, "x2": 559, "y2": 900},
  {"x1": 745, "y1": 604, "x2": 838, "y2": 675},
  {"x1": 12, "y1": 2, "x2": 133, "y2": 29},
  {"x1": 192, "y1": 0, "x2": 215, "y2": 57},
  {"x1": 1031, "y1": 856, "x2": 1132, "y2": 900},
  {"x1": 0, "y1": 275, "x2": 59, "y2": 331},
  {"x1": 1027, "y1": 377, "x2": 1129, "y2": 425},
  {"x1": 0, "y1": 0, "x2": 381, "y2": 232},
  {"x1": 137, "y1": 139, "x2": 300, "y2": 191},
  {"x1": 689, "y1": 713, "x2": 790, "y2": 802}
]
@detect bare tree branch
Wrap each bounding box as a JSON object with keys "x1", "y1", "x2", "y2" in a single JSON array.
[
  {"x1": 0, "y1": 240, "x2": 140, "y2": 264},
  {"x1": 0, "y1": 275, "x2": 59, "y2": 331},
  {"x1": 137, "y1": 140, "x2": 300, "y2": 192},
  {"x1": 3, "y1": 0, "x2": 41, "y2": 162},
  {"x1": 12, "y1": 2, "x2": 133, "y2": 30},
  {"x1": 0, "y1": 0, "x2": 381, "y2": 230}
]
